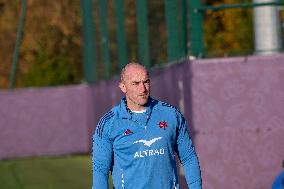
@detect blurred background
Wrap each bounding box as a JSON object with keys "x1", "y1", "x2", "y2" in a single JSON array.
[{"x1": 0, "y1": 0, "x2": 284, "y2": 189}]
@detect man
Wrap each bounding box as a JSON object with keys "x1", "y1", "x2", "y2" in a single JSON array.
[
  {"x1": 272, "y1": 160, "x2": 284, "y2": 189},
  {"x1": 92, "y1": 63, "x2": 202, "y2": 189}
]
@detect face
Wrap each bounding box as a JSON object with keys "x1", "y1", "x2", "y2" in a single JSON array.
[{"x1": 119, "y1": 65, "x2": 150, "y2": 111}]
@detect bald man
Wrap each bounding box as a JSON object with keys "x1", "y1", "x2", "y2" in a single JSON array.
[{"x1": 92, "y1": 63, "x2": 202, "y2": 189}]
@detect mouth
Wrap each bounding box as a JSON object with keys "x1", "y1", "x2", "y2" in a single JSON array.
[{"x1": 138, "y1": 94, "x2": 148, "y2": 98}]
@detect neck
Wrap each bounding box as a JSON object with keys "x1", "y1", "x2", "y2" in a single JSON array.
[
  {"x1": 125, "y1": 98, "x2": 147, "y2": 112},
  {"x1": 132, "y1": 109, "x2": 146, "y2": 113},
  {"x1": 127, "y1": 103, "x2": 145, "y2": 112}
]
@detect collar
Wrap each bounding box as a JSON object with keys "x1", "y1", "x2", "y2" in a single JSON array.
[{"x1": 119, "y1": 97, "x2": 156, "y2": 120}]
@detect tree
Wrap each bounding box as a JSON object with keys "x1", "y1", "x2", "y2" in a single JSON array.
[
  {"x1": 0, "y1": 1, "x2": 20, "y2": 88},
  {"x1": 203, "y1": 0, "x2": 254, "y2": 57},
  {"x1": 0, "y1": 1, "x2": 83, "y2": 88},
  {"x1": 1, "y1": 0, "x2": 281, "y2": 89}
]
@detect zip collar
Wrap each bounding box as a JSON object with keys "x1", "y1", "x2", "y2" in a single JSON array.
[{"x1": 118, "y1": 97, "x2": 157, "y2": 121}]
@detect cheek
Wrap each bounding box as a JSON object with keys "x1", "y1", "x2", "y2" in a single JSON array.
[{"x1": 125, "y1": 86, "x2": 136, "y2": 94}]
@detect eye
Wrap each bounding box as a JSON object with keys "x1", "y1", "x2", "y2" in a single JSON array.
[
  {"x1": 132, "y1": 82, "x2": 139, "y2": 85},
  {"x1": 144, "y1": 80, "x2": 150, "y2": 84}
]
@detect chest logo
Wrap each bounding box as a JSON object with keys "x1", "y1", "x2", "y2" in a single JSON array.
[
  {"x1": 133, "y1": 137, "x2": 162, "y2": 147},
  {"x1": 159, "y1": 121, "x2": 167, "y2": 130}
]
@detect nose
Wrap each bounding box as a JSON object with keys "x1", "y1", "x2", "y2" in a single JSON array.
[{"x1": 139, "y1": 83, "x2": 147, "y2": 92}]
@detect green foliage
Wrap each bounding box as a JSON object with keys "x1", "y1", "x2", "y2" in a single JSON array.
[
  {"x1": 0, "y1": 1, "x2": 82, "y2": 89},
  {"x1": 22, "y1": 50, "x2": 80, "y2": 87},
  {"x1": 0, "y1": 1, "x2": 20, "y2": 89},
  {"x1": 0, "y1": 0, "x2": 283, "y2": 88},
  {"x1": 148, "y1": 1, "x2": 167, "y2": 65},
  {"x1": 203, "y1": 0, "x2": 254, "y2": 57}
]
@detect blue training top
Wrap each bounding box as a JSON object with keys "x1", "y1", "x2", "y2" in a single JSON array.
[
  {"x1": 92, "y1": 97, "x2": 202, "y2": 189},
  {"x1": 272, "y1": 170, "x2": 284, "y2": 189}
]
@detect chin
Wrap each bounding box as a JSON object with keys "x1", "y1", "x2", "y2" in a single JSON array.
[{"x1": 138, "y1": 98, "x2": 148, "y2": 106}]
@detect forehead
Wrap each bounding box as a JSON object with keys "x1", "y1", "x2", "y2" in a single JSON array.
[{"x1": 123, "y1": 66, "x2": 149, "y2": 82}]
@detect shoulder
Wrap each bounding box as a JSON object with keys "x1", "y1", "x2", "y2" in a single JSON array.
[
  {"x1": 95, "y1": 109, "x2": 117, "y2": 138},
  {"x1": 99, "y1": 110, "x2": 116, "y2": 123},
  {"x1": 156, "y1": 100, "x2": 182, "y2": 115},
  {"x1": 154, "y1": 100, "x2": 185, "y2": 124},
  {"x1": 98, "y1": 103, "x2": 122, "y2": 124}
]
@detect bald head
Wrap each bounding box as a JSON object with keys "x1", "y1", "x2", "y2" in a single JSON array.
[
  {"x1": 120, "y1": 63, "x2": 149, "y2": 83},
  {"x1": 119, "y1": 62, "x2": 150, "y2": 111}
]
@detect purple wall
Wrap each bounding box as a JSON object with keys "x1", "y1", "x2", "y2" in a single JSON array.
[
  {"x1": 189, "y1": 55, "x2": 284, "y2": 189},
  {"x1": 1, "y1": 54, "x2": 284, "y2": 188},
  {"x1": 147, "y1": 55, "x2": 284, "y2": 189},
  {"x1": 0, "y1": 85, "x2": 91, "y2": 159}
]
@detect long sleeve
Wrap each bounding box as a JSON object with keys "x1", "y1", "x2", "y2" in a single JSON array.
[
  {"x1": 175, "y1": 112, "x2": 202, "y2": 189},
  {"x1": 92, "y1": 112, "x2": 114, "y2": 189}
]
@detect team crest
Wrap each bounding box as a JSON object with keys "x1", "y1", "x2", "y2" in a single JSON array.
[{"x1": 158, "y1": 121, "x2": 167, "y2": 130}]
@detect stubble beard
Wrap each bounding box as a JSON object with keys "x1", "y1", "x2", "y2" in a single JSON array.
[{"x1": 127, "y1": 93, "x2": 149, "y2": 110}]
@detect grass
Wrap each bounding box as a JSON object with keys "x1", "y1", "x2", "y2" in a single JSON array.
[{"x1": 0, "y1": 155, "x2": 92, "y2": 189}]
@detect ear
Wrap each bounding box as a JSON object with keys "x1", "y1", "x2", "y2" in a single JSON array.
[{"x1": 119, "y1": 82, "x2": 126, "y2": 94}]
